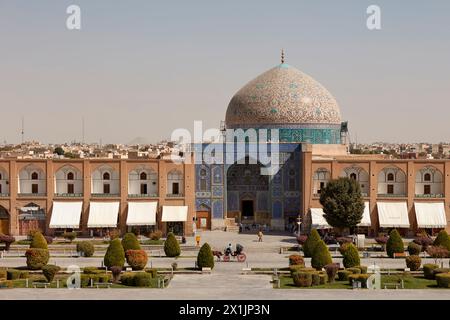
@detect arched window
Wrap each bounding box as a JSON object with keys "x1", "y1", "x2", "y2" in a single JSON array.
[
  {"x1": 387, "y1": 173, "x2": 394, "y2": 181},
  {"x1": 67, "y1": 172, "x2": 74, "y2": 180},
  {"x1": 424, "y1": 173, "x2": 431, "y2": 182},
  {"x1": 200, "y1": 169, "x2": 207, "y2": 177},
  {"x1": 140, "y1": 172, "x2": 147, "y2": 180},
  {"x1": 103, "y1": 172, "x2": 110, "y2": 180},
  {"x1": 350, "y1": 173, "x2": 357, "y2": 180},
  {"x1": 31, "y1": 172, "x2": 38, "y2": 180}
]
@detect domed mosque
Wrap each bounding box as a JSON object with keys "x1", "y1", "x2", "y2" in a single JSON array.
[{"x1": 225, "y1": 50, "x2": 344, "y2": 144}]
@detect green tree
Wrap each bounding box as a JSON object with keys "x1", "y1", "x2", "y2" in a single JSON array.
[
  {"x1": 30, "y1": 231, "x2": 48, "y2": 249},
  {"x1": 303, "y1": 229, "x2": 321, "y2": 258},
  {"x1": 319, "y1": 177, "x2": 364, "y2": 232},
  {"x1": 311, "y1": 240, "x2": 332, "y2": 270},
  {"x1": 197, "y1": 243, "x2": 214, "y2": 269},
  {"x1": 342, "y1": 243, "x2": 360, "y2": 268},
  {"x1": 54, "y1": 147, "x2": 65, "y2": 156},
  {"x1": 104, "y1": 238, "x2": 125, "y2": 268},
  {"x1": 121, "y1": 232, "x2": 141, "y2": 252},
  {"x1": 164, "y1": 232, "x2": 181, "y2": 257},
  {"x1": 386, "y1": 229, "x2": 404, "y2": 258},
  {"x1": 433, "y1": 230, "x2": 450, "y2": 251}
]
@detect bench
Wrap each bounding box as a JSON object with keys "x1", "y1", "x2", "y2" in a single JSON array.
[
  {"x1": 384, "y1": 280, "x2": 404, "y2": 289},
  {"x1": 94, "y1": 282, "x2": 112, "y2": 289},
  {"x1": 393, "y1": 252, "x2": 407, "y2": 258},
  {"x1": 33, "y1": 282, "x2": 50, "y2": 288}
]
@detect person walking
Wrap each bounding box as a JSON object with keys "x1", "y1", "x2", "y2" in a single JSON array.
[{"x1": 257, "y1": 229, "x2": 263, "y2": 242}]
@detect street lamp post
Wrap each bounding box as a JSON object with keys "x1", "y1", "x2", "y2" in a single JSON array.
[{"x1": 297, "y1": 216, "x2": 302, "y2": 237}]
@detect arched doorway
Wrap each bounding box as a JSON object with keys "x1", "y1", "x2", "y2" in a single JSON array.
[
  {"x1": 227, "y1": 158, "x2": 269, "y2": 225},
  {"x1": 18, "y1": 203, "x2": 46, "y2": 236},
  {"x1": 0, "y1": 206, "x2": 10, "y2": 234},
  {"x1": 196, "y1": 204, "x2": 211, "y2": 231}
]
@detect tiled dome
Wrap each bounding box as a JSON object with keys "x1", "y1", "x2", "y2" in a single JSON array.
[{"x1": 225, "y1": 63, "x2": 341, "y2": 128}]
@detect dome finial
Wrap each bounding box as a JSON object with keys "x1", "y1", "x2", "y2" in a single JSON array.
[{"x1": 281, "y1": 49, "x2": 285, "y2": 64}]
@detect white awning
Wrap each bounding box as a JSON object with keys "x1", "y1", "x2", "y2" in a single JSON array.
[
  {"x1": 87, "y1": 202, "x2": 120, "y2": 228},
  {"x1": 49, "y1": 201, "x2": 82, "y2": 229},
  {"x1": 162, "y1": 206, "x2": 188, "y2": 222},
  {"x1": 414, "y1": 202, "x2": 447, "y2": 228},
  {"x1": 377, "y1": 201, "x2": 410, "y2": 228},
  {"x1": 310, "y1": 208, "x2": 332, "y2": 229},
  {"x1": 127, "y1": 202, "x2": 157, "y2": 226},
  {"x1": 358, "y1": 202, "x2": 372, "y2": 227}
]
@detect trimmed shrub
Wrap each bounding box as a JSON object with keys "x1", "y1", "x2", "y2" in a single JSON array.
[
  {"x1": 435, "y1": 273, "x2": 450, "y2": 288},
  {"x1": 405, "y1": 255, "x2": 421, "y2": 271},
  {"x1": 342, "y1": 243, "x2": 360, "y2": 268},
  {"x1": 42, "y1": 265, "x2": 61, "y2": 282},
  {"x1": 110, "y1": 266, "x2": 122, "y2": 283},
  {"x1": 0, "y1": 235, "x2": 16, "y2": 251},
  {"x1": 339, "y1": 242, "x2": 351, "y2": 255},
  {"x1": 311, "y1": 272, "x2": 320, "y2": 286},
  {"x1": 109, "y1": 229, "x2": 120, "y2": 240},
  {"x1": 80, "y1": 274, "x2": 91, "y2": 287},
  {"x1": 104, "y1": 238, "x2": 125, "y2": 269},
  {"x1": 63, "y1": 231, "x2": 76, "y2": 243},
  {"x1": 0, "y1": 280, "x2": 13, "y2": 289},
  {"x1": 311, "y1": 240, "x2": 332, "y2": 270},
  {"x1": 44, "y1": 236, "x2": 53, "y2": 244},
  {"x1": 348, "y1": 274, "x2": 371, "y2": 288},
  {"x1": 433, "y1": 230, "x2": 450, "y2": 251},
  {"x1": 164, "y1": 232, "x2": 181, "y2": 257},
  {"x1": 375, "y1": 235, "x2": 388, "y2": 245},
  {"x1": 7, "y1": 269, "x2": 21, "y2": 280},
  {"x1": 197, "y1": 243, "x2": 214, "y2": 270},
  {"x1": 0, "y1": 270, "x2": 6, "y2": 280},
  {"x1": 289, "y1": 265, "x2": 305, "y2": 275},
  {"x1": 19, "y1": 271, "x2": 29, "y2": 279},
  {"x1": 337, "y1": 270, "x2": 351, "y2": 281},
  {"x1": 433, "y1": 268, "x2": 450, "y2": 278},
  {"x1": 427, "y1": 246, "x2": 449, "y2": 262},
  {"x1": 30, "y1": 232, "x2": 48, "y2": 249},
  {"x1": 358, "y1": 265, "x2": 368, "y2": 274},
  {"x1": 414, "y1": 236, "x2": 433, "y2": 251},
  {"x1": 386, "y1": 229, "x2": 404, "y2": 258},
  {"x1": 292, "y1": 272, "x2": 313, "y2": 287},
  {"x1": 133, "y1": 272, "x2": 152, "y2": 287},
  {"x1": 302, "y1": 229, "x2": 321, "y2": 258},
  {"x1": 145, "y1": 268, "x2": 158, "y2": 278},
  {"x1": 171, "y1": 262, "x2": 178, "y2": 270},
  {"x1": 319, "y1": 272, "x2": 328, "y2": 285},
  {"x1": 83, "y1": 267, "x2": 103, "y2": 274},
  {"x1": 324, "y1": 264, "x2": 339, "y2": 283},
  {"x1": 288, "y1": 255, "x2": 305, "y2": 267},
  {"x1": 125, "y1": 249, "x2": 148, "y2": 270},
  {"x1": 423, "y1": 264, "x2": 439, "y2": 279},
  {"x1": 346, "y1": 267, "x2": 361, "y2": 274},
  {"x1": 25, "y1": 248, "x2": 49, "y2": 270},
  {"x1": 122, "y1": 233, "x2": 141, "y2": 252},
  {"x1": 77, "y1": 241, "x2": 95, "y2": 257},
  {"x1": 336, "y1": 237, "x2": 353, "y2": 245},
  {"x1": 407, "y1": 242, "x2": 422, "y2": 256},
  {"x1": 149, "y1": 230, "x2": 163, "y2": 241}
]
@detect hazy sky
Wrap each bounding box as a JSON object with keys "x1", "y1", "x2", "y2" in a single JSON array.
[{"x1": 1, "y1": 1, "x2": 449, "y2": 144}]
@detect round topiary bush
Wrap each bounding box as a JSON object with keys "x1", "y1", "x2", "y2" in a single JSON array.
[
  {"x1": 386, "y1": 229, "x2": 404, "y2": 258},
  {"x1": 62, "y1": 231, "x2": 77, "y2": 243},
  {"x1": 337, "y1": 270, "x2": 351, "y2": 281},
  {"x1": 358, "y1": 265, "x2": 368, "y2": 274},
  {"x1": 423, "y1": 264, "x2": 439, "y2": 279},
  {"x1": 346, "y1": 267, "x2": 362, "y2": 274},
  {"x1": 6, "y1": 269, "x2": 21, "y2": 280},
  {"x1": 407, "y1": 242, "x2": 422, "y2": 256},
  {"x1": 76, "y1": 241, "x2": 95, "y2": 257},
  {"x1": 433, "y1": 268, "x2": 450, "y2": 278},
  {"x1": 133, "y1": 272, "x2": 153, "y2": 287},
  {"x1": 288, "y1": 255, "x2": 305, "y2": 267},
  {"x1": 197, "y1": 243, "x2": 214, "y2": 270},
  {"x1": 302, "y1": 229, "x2": 321, "y2": 258},
  {"x1": 25, "y1": 248, "x2": 49, "y2": 270},
  {"x1": 433, "y1": 230, "x2": 450, "y2": 251},
  {"x1": 311, "y1": 240, "x2": 332, "y2": 270},
  {"x1": 121, "y1": 233, "x2": 141, "y2": 252},
  {"x1": 125, "y1": 249, "x2": 148, "y2": 270},
  {"x1": 149, "y1": 230, "x2": 163, "y2": 241},
  {"x1": 42, "y1": 265, "x2": 61, "y2": 282},
  {"x1": 342, "y1": 243, "x2": 360, "y2": 268},
  {"x1": 348, "y1": 274, "x2": 371, "y2": 288},
  {"x1": 324, "y1": 264, "x2": 339, "y2": 283},
  {"x1": 164, "y1": 232, "x2": 181, "y2": 257},
  {"x1": 30, "y1": 232, "x2": 48, "y2": 249},
  {"x1": 292, "y1": 272, "x2": 313, "y2": 287},
  {"x1": 104, "y1": 238, "x2": 125, "y2": 269},
  {"x1": 405, "y1": 255, "x2": 421, "y2": 271},
  {"x1": 435, "y1": 273, "x2": 450, "y2": 288},
  {"x1": 311, "y1": 272, "x2": 320, "y2": 286}
]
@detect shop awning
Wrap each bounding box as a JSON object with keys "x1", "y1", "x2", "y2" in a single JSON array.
[
  {"x1": 162, "y1": 206, "x2": 188, "y2": 222},
  {"x1": 414, "y1": 202, "x2": 447, "y2": 228},
  {"x1": 49, "y1": 201, "x2": 82, "y2": 229},
  {"x1": 310, "y1": 208, "x2": 332, "y2": 229},
  {"x1": 357, "y1": 202, "x2": 372, "y2": 227},
  {"x1": 127, "y1": 202, "x2": 157, "y2": 226},
  {"x1": 377, "y1": 201, "x2": 410, "y2": 228},
  {"x1": 87, "y1": 202, "x2": 120, "y2": 228}
]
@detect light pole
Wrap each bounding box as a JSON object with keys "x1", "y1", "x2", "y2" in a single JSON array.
[{"x1": 297, "y1": 216, "x2": 302, "y2": 237}]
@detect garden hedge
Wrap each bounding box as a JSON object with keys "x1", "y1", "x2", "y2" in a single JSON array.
[
  {"x1": 337, "y1": 270, "x2": 351, "y2": 281},
  {"x1": 292, "y1": 272, "x2": 313, "y2": 287},
  {"x1": 42, "y1": 265, "x2": 61, "y2": 282},
  {"x1": 77, "y1": 241, "x2": 95, "y2": 257},
  {"x1": 348, "y1": 274, "x2": 371, "y2": 288},
  {"x1": 346, "y1": 267, "x2": 362, "y2": 274},
  {"x1": 423, "y1": 264, "x2": 439, "y2": 279},
  {"x1": 120, "y1": 272, "x2": 153, "y2": 287},
  {"x1": 104, "y1": 238, "x2": 125, "y2": 268},
  {"x1": 435, "y1": 273, "x2": 450, "y2": 288}
]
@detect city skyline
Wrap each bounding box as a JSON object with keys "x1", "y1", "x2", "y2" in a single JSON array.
[{"x1": 1, "y1": 1, "x2": 449, "y2": 144}]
